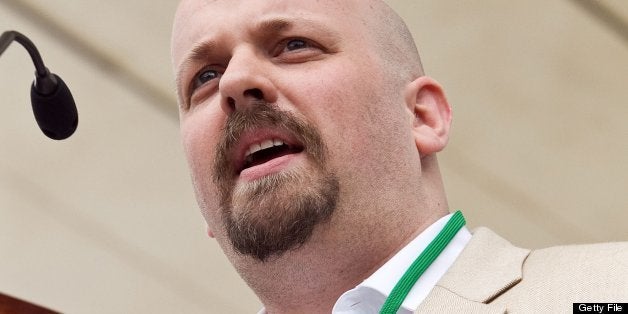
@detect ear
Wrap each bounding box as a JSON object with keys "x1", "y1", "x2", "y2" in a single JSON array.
[
  {"x1": 404, "y1": 76, "x2": 452, "y2": 157},
  {"x1": 207, "y1": 226, "x2": 215, "y2": 238}
]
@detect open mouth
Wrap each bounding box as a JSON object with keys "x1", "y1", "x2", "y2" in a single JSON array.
[{"x1": 239, "y1": 139, "x2": 304, "y2": 174}]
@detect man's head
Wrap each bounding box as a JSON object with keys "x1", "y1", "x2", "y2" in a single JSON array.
[{"x1": 171, "y1": 0, "x2": 452, "y2": 263}]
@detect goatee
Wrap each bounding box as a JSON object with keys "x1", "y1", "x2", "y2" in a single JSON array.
[{"x1": 212, "y1": 102, "x2": 339, "y2": 261}]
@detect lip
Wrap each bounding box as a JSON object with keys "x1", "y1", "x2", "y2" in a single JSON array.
[
  {"x1": 239, "y1": 152, "x2": 303, "y2": 181},
  {"x1": 232, "y1": 128, "x2": 303, "y2": 176}
]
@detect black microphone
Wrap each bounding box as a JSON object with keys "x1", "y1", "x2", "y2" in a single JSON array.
[{"x1": 0, "y1": 30, "x2": 78, "y2": 140}]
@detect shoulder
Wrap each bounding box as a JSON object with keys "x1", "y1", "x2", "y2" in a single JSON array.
[
  {"x1": 481, "y1": 232, "x2": 628, "y2": 311},
  {"x1": 502, "y1": 238, "x2": 628, "y2": 304},
  {"x1": 469, "y1": 228, "x2": 628, "y2": 289},
  {"x1": 470, "y1": 227, "x2": 628, "y2": 271},
  {"x1": 525, "y1": 241, "x2": 628, "y2": 273}
]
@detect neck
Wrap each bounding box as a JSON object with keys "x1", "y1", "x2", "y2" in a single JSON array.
[{"x1": 229, "y1": 202, "x2": 446, "y2": 313}]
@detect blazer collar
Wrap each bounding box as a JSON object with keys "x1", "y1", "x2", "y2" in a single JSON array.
[{"x1": 416, "y1": 227, "x2": 530, "y2": 313}]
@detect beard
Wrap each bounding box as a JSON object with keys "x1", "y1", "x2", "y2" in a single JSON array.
[{"x1": 212, "y1": 102, "x2": 339, "y2": 261}]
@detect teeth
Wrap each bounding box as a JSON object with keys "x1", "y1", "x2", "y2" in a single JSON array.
[
  {"x1": 245, "y1": 143, "x2": 262, "y2": 157},
  {"x1": 244, "y1": 139, "x2": 286, "y2": 157},
  {"x1": 260, "y1": 139, "x2": 274, "y2": 150}
]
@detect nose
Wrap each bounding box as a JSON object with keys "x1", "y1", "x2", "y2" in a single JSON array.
[{"x1": 218, "y1": 49, "x2": 278, "y2": 114}]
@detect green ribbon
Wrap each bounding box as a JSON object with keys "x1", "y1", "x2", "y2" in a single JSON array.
[{"x1": 379, "y1": 210, "x2": 466, "y2": 314}]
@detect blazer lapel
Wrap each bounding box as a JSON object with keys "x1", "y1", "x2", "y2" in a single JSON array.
[
  {"x1": 415, "y1": 286, "x2": 507, "y2": 314},
  {"x1": 415, "y1": 227, "x2": 530, "y2": 314}
]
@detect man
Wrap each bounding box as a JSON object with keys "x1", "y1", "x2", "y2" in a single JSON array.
[{"x1": 171, "y1": 0, "x2": 628, "y2": 313}]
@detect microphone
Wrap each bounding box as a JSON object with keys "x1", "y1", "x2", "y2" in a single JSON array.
[{"x1": 0, "y1": 30, "x2": 78, "y2": 140}]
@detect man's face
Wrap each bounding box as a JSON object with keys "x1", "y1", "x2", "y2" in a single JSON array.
[{"x1": 172, "y1": 0, "x2": 415, "y2": 261}]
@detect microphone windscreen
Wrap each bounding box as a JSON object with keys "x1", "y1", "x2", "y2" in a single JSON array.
[{"x1": 30, "y1": 74, "x2": 78, "y2": 140}]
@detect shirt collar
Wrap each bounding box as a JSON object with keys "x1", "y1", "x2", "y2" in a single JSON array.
[{"x1": 332, "y1": 212, "x2": 472, "y2": 314}]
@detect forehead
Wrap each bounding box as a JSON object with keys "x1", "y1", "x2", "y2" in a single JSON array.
[{"x1": 171, "y1": 0, "x2": 364, "y2": 67}]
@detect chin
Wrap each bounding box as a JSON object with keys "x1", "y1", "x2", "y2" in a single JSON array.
[{"x1": 222, "y1": 165, "x2": 339, "y2": 261}]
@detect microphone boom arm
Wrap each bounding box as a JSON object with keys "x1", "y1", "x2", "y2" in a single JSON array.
[{"x1": 1, "y1": 31, "x2": 47, "y2": 77}]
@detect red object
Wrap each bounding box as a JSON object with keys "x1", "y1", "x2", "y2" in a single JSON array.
[{"x1": 0, "y1": 293, "x2": 59, "y2": 314}]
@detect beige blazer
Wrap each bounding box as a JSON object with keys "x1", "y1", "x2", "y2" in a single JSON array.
[{"x1": 415, "y1": 227, "x2": 628, "y2": 313}]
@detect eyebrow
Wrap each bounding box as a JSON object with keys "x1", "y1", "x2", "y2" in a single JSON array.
[
  {"x1": 254, "y1": 16, "x2": 340, "y2": 44},
  {"x1": 257, "y1": 18, "x2": 293, "y2": 34}
]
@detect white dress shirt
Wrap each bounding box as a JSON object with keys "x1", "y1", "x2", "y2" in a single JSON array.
[{"x1": 258, "y1": 213, "x2": 471, "y2": 314}]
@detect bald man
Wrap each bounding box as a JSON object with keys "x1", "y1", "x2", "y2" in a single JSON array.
[{"x1": 170, "y1": 1, "x2": 628, "y2": 313}]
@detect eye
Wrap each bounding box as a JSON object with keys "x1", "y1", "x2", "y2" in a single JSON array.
[
  {"x1": 277, "y1": 38, "x2": 320, "y2": 55},
  {"x1": 191, "y1": 67, "x2": 222, "y2": 91},
  {"x1": 285, "y1": 39, "x2": 309, "y2": 51},
  {"x1": 274, "y1": 38, "x2": 324, "y2": 61}
]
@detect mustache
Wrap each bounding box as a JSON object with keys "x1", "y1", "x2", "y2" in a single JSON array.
[{"x1": 212, "y1": 102, "x2": 326, "y2": 187}]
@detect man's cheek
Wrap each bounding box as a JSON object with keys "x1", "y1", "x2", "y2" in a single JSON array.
[
  {"x1": 180, "y1": 125, "x2": 200, "y2": 162},
  {"x1": 181, "y1": 128, "x2": 214, "y2": 168}
]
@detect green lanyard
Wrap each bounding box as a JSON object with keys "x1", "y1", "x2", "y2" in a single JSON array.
[{"x1": 379, "y1": 211, "x2": 466, "y2": 314}]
